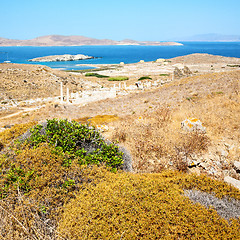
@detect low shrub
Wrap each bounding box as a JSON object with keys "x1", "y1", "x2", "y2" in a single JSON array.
[
  {"x1": 58, "y1": 171, "x2": 240, "y2": 240},
  {"x1": 0, "y1": 122, "x2": 36, "y2": 147},
  {"x1": 0, "y1": 162, "x2": 112, "y2": 239},
  {"x1": 227, "y1": 64, "x2": 240, "y2": 67},
  {"x1": 85, "y1": 73, "x2": 109, "y2": 78},
  {"x1": 159, "y1": 73, "x2": 170, "y2": 76},
  {"x1": 108, "y1": 76, "x2": 129, "y2": 81},
  {"x1": 1, "y1": 136, "x2": 239, "y2": 240},
  {"x1": 138, "y1": 76, "x2": 152, "y2": 81},
  {"x1": 177, "y1": 132, "x2": 209, "y2": 155},
  {"x1": 27, "y1": 119, "x2": 123, "y2": 171},
  {"x1": 0, "y1": 117, "x2": 126, "y2": 238}
]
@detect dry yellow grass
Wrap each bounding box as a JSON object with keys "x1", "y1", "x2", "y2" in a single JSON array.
[{"x1": 100, "y1": 71, "x2": 239, "y2": 175}]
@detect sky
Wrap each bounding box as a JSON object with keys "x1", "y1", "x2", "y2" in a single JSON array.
[{"x1": 1, "y1": 0, "x2": 239, "y2": 41}]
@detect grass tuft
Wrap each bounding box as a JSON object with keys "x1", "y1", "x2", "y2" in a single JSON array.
[
  {"x1": 138, "y1": 76, "x2": 152, "y2": 81},
  {"x1": 85, "y1": 72, "x2": 109, "y2": 78},
  {"x1": 108, "y1": 76, "x2": 129, "y2": 81}
]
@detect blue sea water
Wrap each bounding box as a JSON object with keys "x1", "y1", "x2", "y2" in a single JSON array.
[{"x1": 0, "y1": 42, "x2": 240, "y2": 70}]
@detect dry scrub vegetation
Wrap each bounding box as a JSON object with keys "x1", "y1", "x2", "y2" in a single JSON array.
[
  {"x1": 59, "y1": 171, "x2": 240, "y2": 240},
  {"x1": 109, "y1": 91, "x2": 240, "y2": 174},
  {"x1": 0, "y1": 120, "x2": 239, "y2": 239},
  {"x1": 111, "y1": 108, "x2": 210, "y2": 172},
  {"x1": 0, "y1": 63, "x2": 240, "y2": 239}
]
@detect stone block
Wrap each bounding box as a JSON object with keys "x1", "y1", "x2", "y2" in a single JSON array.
[{"x1": 224, "y1": 176, "x2": 240, "y2": 190}]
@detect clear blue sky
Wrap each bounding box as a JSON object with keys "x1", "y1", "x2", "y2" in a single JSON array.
[{"x1": 1, "y1": 0, "x2": 239, "y2": 41}]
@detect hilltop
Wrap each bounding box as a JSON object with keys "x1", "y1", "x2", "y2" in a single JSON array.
[{"x1": 0, "y1": 35, "x2": 183, "y2": 46}]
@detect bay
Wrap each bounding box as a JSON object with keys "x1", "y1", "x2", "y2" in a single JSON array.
[{"x1": 0, "y1": 42, "x2": 240, "y2": 70}]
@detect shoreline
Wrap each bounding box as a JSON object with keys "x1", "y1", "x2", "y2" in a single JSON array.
[{"x1": 1, "y1": 43, "x2": 240, "y2": 71}]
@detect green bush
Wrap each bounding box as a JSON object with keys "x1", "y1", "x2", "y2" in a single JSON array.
[
  {"x1": 138, "y1": 76, "x2": 152, "y2": 81},
  {"x1": 85, "y1": 73, "x2": 109, "y2": 78},
  {"x1": 159, "y1": 73, "x2": 170, "y2": 76},
  {"x1": 108, "y1": 76, "x2": 129, "y2": 81},
  {"x1": 28, "y1": 119, "x2": 123, "y2": 170}
]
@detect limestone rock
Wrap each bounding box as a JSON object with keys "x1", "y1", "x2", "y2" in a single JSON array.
[
  {"x1": 173, "y1": 67, "x2": 183, "y2": 78},
  {"x1": 118, "y1": 145, "x2": 133, "y2": 172},
  {"x1": 184, "y1": 189, "x2": 240, "y2": 221},
  {"x1": 233, "y1": 161, "x2": 240, "y2": 173},
  {"x1": 199, "y1": 162, "x2": 209, "y2": 169},
  {"x1": 183, "y1": 66, "x2": 192, "y2": 76},
  {"x1": 96, "y1": 125, "x2": 109, "y2": 132},
  {"x1": 181, "y1": 118, "x2": 206, "y2": 133},
  {"x1": 224, "y1": 176, "x2": 240, "y2": 190},
  {"x1": 156, "y1": 58, "x2": 165, "y2": 63}
]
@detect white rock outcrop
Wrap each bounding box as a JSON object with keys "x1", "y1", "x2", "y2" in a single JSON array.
[
  {"x1": 233, "y1": 161, "x2": 240, "y2": 172},
  {"x1": 29, "y1": 54, "x2": 94, "y2": 62},
  {"x1": 181, "y1": 118, "x2": 206, "y2": 133},
  {"x1": 224, "y1": 176, "x2": 240, "y2": 190}
]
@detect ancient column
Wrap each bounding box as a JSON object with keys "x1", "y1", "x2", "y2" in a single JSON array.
[
  {"x1": 60, "y1": 82, "x2": 63, "y2": 103},
  {"x1": 66, "y1": 88, "x2": 69, "y2": 103}
]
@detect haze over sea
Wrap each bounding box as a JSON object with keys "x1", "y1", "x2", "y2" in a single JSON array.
[{"x1": 1, "y1": 42, "x2": 240, "y2": 70}]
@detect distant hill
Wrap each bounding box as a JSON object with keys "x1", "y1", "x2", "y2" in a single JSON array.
[
  {"x1": 178, "y1": 33, "x2": 240, "y2": 42},
  {"x1": 0, "y1": 35, "x2": 183, "y2": 46}
]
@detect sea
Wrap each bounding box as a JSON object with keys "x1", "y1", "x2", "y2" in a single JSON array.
[{"x1": 0, "y1": 42, "x2": 240, "y2": 70}]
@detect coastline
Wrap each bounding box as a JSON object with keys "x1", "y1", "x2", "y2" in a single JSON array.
[
  {"x1": 0, "y1": 35, "x2": 183, "y2": 47},
  {"x1": 1, "y1": 43, "x2": 240, "y2": 71},
  {"x1": 0, "y1": 43, "x2": 184, "y2": 47}
]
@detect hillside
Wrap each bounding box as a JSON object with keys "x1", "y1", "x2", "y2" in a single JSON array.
[
  {"x1": 0, "y1": 35, "x2": 183, "y2": 46},
  {"x1": 1, "y1": 53, "x2": 240, "y2": 181},
  {"x1": 0, "y1": 54, "x2": 240, "y2": 239}
]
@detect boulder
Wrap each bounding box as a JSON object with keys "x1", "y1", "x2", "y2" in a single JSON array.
[
  {"x1": 224, "y1": 176, "x2": 240, "y2": 190},
  {"x1": 173, "y1": 67, "x2": 183, "y2": 78},
  {"x1": 156, "y1": 58, "x2": 165, "y2": 63},
  {"x1": 183, "y1": 66, "x2": 192, "y2": 76},
  {"x1": 181, "y1": 118, "x2": 206, "y2": 133},
  {"x1": 118, "y1": 145, "x2": 133, "y2": 172},
  {"x1": 96, "y1": 125, "x2": 109, "y2": 132},
  {"x1": 233, "y1": 161, "x2": 240, "y2": 173}
]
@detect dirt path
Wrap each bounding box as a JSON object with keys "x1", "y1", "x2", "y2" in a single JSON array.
[{"x1": 0, "y1": 106, "x2": 44, "y2": 120}]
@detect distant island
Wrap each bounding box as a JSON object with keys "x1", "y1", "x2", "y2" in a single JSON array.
[
  {"x1": 0, "y1": 35, "x2": 183, "y2": 46},
  {"x1": 29, "y1": 54, "x2": 94, "y2": 62}
]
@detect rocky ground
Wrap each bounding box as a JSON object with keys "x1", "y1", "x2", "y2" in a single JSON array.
[
  {"x1": 1, "y1": 53, "x2": 240, "y2": 188},
  {"x1": 29, "y1": 54, "x2": 94, "y2": 62},
  {"x1": 78, "y1": 53, "x2": 240, "y2": 77}
]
